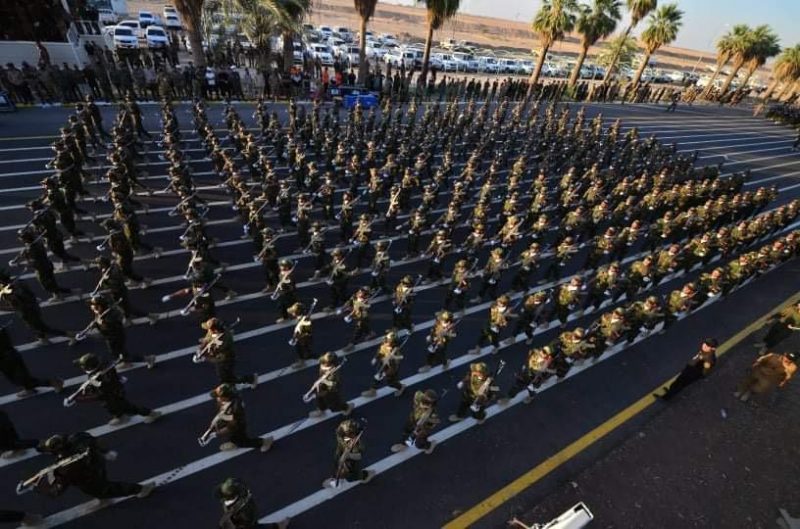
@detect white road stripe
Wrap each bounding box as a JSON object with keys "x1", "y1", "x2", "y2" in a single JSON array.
[{"x1": 32, "y1": 260, "x2": 776, "y2": 529}]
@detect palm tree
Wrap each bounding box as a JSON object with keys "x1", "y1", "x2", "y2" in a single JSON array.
[
  {"x1": 701, "y1": 25, "x2": 746, "y2": 98},
  {"x1": 602, "y1": 0, "x2": 657, "y2": 82},
  {"x1": 717, "y1": 25, "x2": 771, "y2": 96},
  {"x1": 568, "y1": 0, "x2": 622, "y2": 86},
  {"x1": 174, "y1": 0, "x2": 302, "y2": 69},
  {"x1": 596, "y1": 33, "x2": 638, "y2": 76},
  {"x1": 630, "y1": 3, "x2": 682, "y2": 86},
  {"x1": 739, "y1": 29, "x2": 780, "y2": 88},
  {"x1": 419, "y1": 0, "x2": 461, "y2": 89},
  {"x1": 174, "y1": 0, "x2": 206, "y2": 67},
  {"x1": 530, "y1": 0, "x2": 579, "y2": 86},
  {"x1": 276, "y1": 0, "x2": 311, "y2": 73},
  {"x1": 354, "y1": 0, "x2": 379, "y2": 85},
  {"x1": 762, "y1": 44, "x2": 800, "y2": 101}
]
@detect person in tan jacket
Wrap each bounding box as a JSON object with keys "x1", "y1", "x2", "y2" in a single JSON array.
[{"x1": 735, "y1": 352, "x2": 797, "y2": 402}]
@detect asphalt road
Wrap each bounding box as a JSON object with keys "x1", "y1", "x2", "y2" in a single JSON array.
[{"x1": 0, "y1": 99, "x2": 797, "y2": 529}]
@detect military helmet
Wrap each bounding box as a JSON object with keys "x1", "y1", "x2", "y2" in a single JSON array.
[
  {"x1": 419, "y1": 389, "x2": 438, "y2": 406},
  {"x1": 359, "y1": 213, "x2": 369, "y2": 221},
  {"x1": 89, "y1": 294, "x2": 109, "y2": 307},
  {"x1": 75, "y1": 353, "x2": 100, "y2": 371},
  {"x1": 612, "y1": 307, "x2": 626, "y2": 318},
  {"x1": 572, "y1": 327, "x2": 585, "y2": 339},
  {"x1": 646, "y1": 295, "x2": 659, "y2": 305},
  {"x1": 202, "y1": 317, "x2": 222, "y2": 331},
  {"x1": 287, "y1": 302, "x2": 305, "y2": 317},
  {"x1": 339, "y1": 419, "x2": 361, "y2": 436},
  {"x1": 384, "y1": 329, "x2": 397, "y2": 342},
  {"x1": 17, "y1": 228, "x2": 36, "y2": 242},
  {"x1": 498, "y1": 295, "x2": 511, "y2": 305},
  {"x1": 279, "y1": 259, "x2": 293, "y2": 269},
  {"x1": 439, "y1": 310, "x2": 453, "y2": 322},
  {"x1": 211, "y1": 383, "x2": 237, "y2": 400},
  {"x1": 320, "y1": 351, "x2": 338, "y2": 366},
  {"x1": 401, "y1": 275, "x2": 414, "y2": 286},
  {"x1": 376, "y1": 240, "x2": 388, "y2": 250},
  {"x1": 470, "y1": 362, "x2": 488, "y2": 376},
  {"x1": 42, "y1": 434, "x2": 67, "y2": 454},
  {"x1": 217, "y1": 477, "x2": 247, "y2": 500}
]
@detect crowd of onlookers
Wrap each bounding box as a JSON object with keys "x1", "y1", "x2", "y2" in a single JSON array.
[{"x1": 1, "y1": 34, "x2": 795, "y2": 109}]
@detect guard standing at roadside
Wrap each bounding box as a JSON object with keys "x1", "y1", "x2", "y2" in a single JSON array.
[{"x1": 654, "y1": 338, "x2": 718, "y2": 401}]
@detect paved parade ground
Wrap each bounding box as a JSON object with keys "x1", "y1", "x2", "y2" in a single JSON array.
[{"x1": 0, "y1": 99, "x2": 797, "y2": 529}]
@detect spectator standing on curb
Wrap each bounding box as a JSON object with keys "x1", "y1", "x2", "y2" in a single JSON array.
[
  {"x1": 655, "y1": 338, "x2": 719, "y2": 401},
  {"x1": 735, "y1": 351, "x2": 797, "y2": 402}
]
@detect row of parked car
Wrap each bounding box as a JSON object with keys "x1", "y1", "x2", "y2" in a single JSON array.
[{"x1": 100, "y1": 5, "x2": 181, "y2": 51}]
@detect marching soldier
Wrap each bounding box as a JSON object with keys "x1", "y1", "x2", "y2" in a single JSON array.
[
  {"x1": 352, "y1": 213, "x2": 373, "y2": 269},
  {"x1": 273, "y1": 259, "x2": 297, "y2": 322},
  {"x1": 444, "y1": 258, "x2": 473, "y2": 313},
  {"x1": 323, "y1": 419, "x2": 374, "y2": 488},
  {"x1": 625, "y1": 295, "x2": 665, "y2": 340},
  {"x1": 28, "y1": 200, "x2": 82, "y2": 265},
  {"x1": 626, "y1": 254, "x2": 655, "y2": 299},
  {"x1": 513, "y1": 290, "x2": 550, "y2": 345},
  {"x1": 202, "y1": 384, "x2": 272, "y2": 452},
  {"x1": 362, "y1": 330, "x2": 406, "y2": 398},
  {"x1": 511, "y1": 242, "x2": 541, "y2": 292},
  {"x1": 698, "y1": 267, "x2": 728, "y2": 298},
  {"x1": 101, "y1": 219, "x2": 147, "y2": 284},
  {"x1": 552, "y1": 327, "x2": 593, "y2": 374},
  {"x1": 405, "y1": 209, "x2": 427, "y2": 258},
  {"x1": 255, "y1": 227, "x2": 279, "y2": 291},
  {"x1": 392, "y1": 275, "x2": 416, "y2": 332},
  {"x1": 68, "y1": 353, "x2": 161, "y2": 425},
  {"x1": 325, "y1": 249, "x2": 350, "y2": 311},
  {"x1": 215, "y1": 477, "x2": 290, "y2": 529},
  {"x1": 499, "y1": 346, "x2": 556, "y2": 405},
  {"x1": 425, "y1": 230, "x2": 452, "y2": 282},
  {"x1": 77, "y1": 295, "x2": 155, "y2": 368},
  {"x1": 472, "y1": 248, "x2": 507, "y2": 302},
  {"x1": 391, "y1": 389, "x2": 440, "y2": 454},
  {"x1": 287, "y1": 302, "x2": 315, "y2": 368},
  {"x1": 29, "y1": 432, "x2": 155, "y2": 501},
  {"x1": 460, "y1": 222, "x2": 486, "y2": 259},
  {"x1": 585, "y1": 262, "x2": 625, "y2": 310},
  {"x1": 93, "y1": 256, "x2": 157, "y2": 324},
  {"x1": 369, "y1": 240, "x2": 391, "y2": 295},
  {"x1": 16, "y1": 227, "x2": 72, "y2": 301},
  {"x1": 449, "y1": 362, "x2": 502, "y2": 424},
  {"x1": 308, "y1": 352, "x2": 353, "y2": 418},
  {"x1": 0, "y1": 325, "x2": 63, "y2": 398},
  {"x1": 197, "y1": 318, "x2": 258, "y2": 389},
  {"x1": 0, "y1": 271, "x2": 72, "y2": 345},
  {"x1": 598, "y1": 307, "x2": 629, "y2": 348},
  {"x1": 421, "y1": 311, "x2": 457, "y2": 373},
  {"x1": 469, "y1": 295, "x2": 513, "y2": 354},
  {"x1": 338, "y1": 191, "x2": 357, "y2": 243},
  {"x1": 544, "y1": 236, "x2": 578, "y2": 281},
  {"x1": 554, "y1": 276, "x2": 584, "y2": 327},
  {"x1": 342, "y1": 287, "x2": 374, "y2": 350},
  {"x1": 654, "y1": 244, "x2": 683, "y2": 284},
  {"x1": 664, "y1": 283, "x2": 698, "y2": 329}
]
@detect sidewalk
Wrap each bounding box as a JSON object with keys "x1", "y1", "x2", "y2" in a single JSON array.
[{"x1": 514, "y1": 327, "x2": 800, "y2": 529}]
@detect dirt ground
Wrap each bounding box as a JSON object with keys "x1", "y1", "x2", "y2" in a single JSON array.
[{"x1": 512, "y1": 327, "x2": 800, "y2": 529}]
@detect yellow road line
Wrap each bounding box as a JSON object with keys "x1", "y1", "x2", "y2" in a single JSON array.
[{"x1": 443, "y1": 291, "x2": 800, "y2": 529}]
